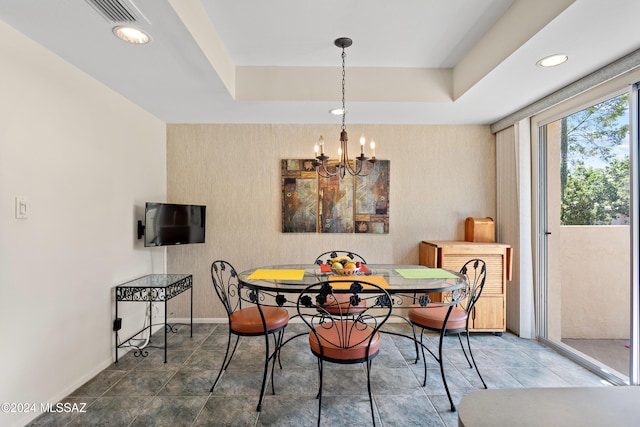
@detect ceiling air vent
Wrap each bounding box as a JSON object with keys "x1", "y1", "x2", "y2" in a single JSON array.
[{"x1": 85, "y1": 0, "x2": 149, "y2": 24}]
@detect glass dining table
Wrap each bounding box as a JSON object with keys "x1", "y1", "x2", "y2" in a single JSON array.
[
  {"x1": 236, "y1": 263, "x2": 468, "y2": 412},
  {"x1": 237, "y1": 263, "x2": 465, "y2": 299}
]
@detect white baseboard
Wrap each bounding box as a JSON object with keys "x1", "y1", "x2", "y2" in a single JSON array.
[{"x1": 168, "y1": 317, "x2": 227, "y2": 324}]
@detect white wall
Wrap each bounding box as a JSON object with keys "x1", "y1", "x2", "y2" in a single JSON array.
[{"x1": 0, "y1": 21, "x2": 166, "y2": 427}]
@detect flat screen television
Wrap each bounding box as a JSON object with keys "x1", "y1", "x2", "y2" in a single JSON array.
[{"x1": 142, "y1": 202, "x2": 206, "y2": 247}]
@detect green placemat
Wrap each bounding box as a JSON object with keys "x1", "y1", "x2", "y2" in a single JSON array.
[{"x1": 395, "y1": 268, "x2": 458, "y2": 279}]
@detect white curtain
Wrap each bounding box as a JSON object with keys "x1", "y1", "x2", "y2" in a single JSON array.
[{"x1": 496, "y1": 119, "x2": 535, "y2": 338}]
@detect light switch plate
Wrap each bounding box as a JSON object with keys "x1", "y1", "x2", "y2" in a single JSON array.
[{"x1": 15, "y1": 196, "x2": 28, "y2": 219}]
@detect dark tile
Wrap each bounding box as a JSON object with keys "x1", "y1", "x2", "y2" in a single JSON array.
[
  {"x1": 478, "y1": 347, "x2": 541, "y2": 368},
  {"x1": 407, "y1": 350, "x2": 456, "y2": 382},
  {"x1": 458, "y1": 366, "x2": 521, "y2": 389},
  {"x1": 200, "y1": 330, "x2": 237, "y2": 350},
  {"x1": 464, "y1": 332, "x2": 518, "y2": 350},
  {"x1": 428, "y1": 393, "x2": 463, "y2": 415},
  {"x1": 48, "y1": 316, "x2": 609, "y2": 426},
  {"x1": 130, "y1": 396, "x2": 207, "y2": 427},
  {"x1": 375, "y1": 394, "x2": 444, "y2": 426},
  {"x1": 256, "y1": 394, "x2": 320, "y2": 426},
  {"x1": 183, "y1": 348, "x2": 227, "y2": 371},
  {"x1": 414, "y1": 362, "x2": 476, "y2": 396},
  {"x1": 505, "y1": 366, "x2": 571, "y2": 388},
  {"x1": 374, "y1": 335, "x2": 412, "y2": 368},
  {"x1": 370, "y1": 367, "x2": 424, "y2": 395},
  {"x1": 210, "y1": 369, "x2": 269, "y2": 397},
  {"x1": 134, "y1": 349, "x2": 193, "y2": 371},
  {"x1": 318, "y1": 367, "x2": 368, "y2": 396},
  {"x1": 172, "y1": 322, "x2": 219, "y2": 336},
  {"x1": 387, "y1": 333, "x2": 424, "y2": 351},
  {"x1": 69, "y1": 370, "x2": 128, "y2": 398},
  {"x1": 158, "y1": 368, "x2": 217, "y2": 396},
  {"x1": 103, "y1": 369, "x2": 176, "y2": 397},
  {"x1": 313, "y1": 394, "x2": 379, "y2": 426},
  {"x1": 517, "y1": 346, "x2": 577, "y2": 366},
  {"x1": 66, "y1": 396, "x2": 151, "y2": 427},
  {"x1": 435, "y1": 405, "x2": 459, "y2": 427},
  {"x1": 225, "y1": 341, "x2": 274, "y2": 371},
  {"x1": 193, "y1": 396, "x2": 258, "y2": 426},
  {"x1": 107, "y1": 350, "x2": 142, "y2": 371},
  {"x1": 282, "y1": 323, "x2": 310, "y2": 337},
  {"x1": 499, "y1": 332, "x2": 545, "y2": 350},
  {"x1": 270, "y1": 368, "x2": 319, "y2": 397},
  {"x1": 398, "y1": 346, "x2": 423, "y2": 365},
  {"x1": 277, "y1": 338, "x2": 318, "y2": 369},
  {"x1": 27, "y1": 397, "x2": 95, "y2": 427},
  {"x1": 166, "y1": 333, "x2": 206, "y2": 352}
]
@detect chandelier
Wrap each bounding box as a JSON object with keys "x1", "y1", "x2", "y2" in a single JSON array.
[{"x1": 313, "y1": 37, "x2": 376, "y2": 178}]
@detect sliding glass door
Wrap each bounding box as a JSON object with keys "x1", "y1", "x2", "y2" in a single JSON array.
[{"x1": 538, "y1": 91, "x2": 634, "y2": 384}]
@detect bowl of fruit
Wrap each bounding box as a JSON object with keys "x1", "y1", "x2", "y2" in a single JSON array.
[{"x1": 328, "y1": 256, "x2": 362, "y2": 276}]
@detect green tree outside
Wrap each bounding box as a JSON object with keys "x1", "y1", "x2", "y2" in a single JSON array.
[
  {"x1": 560, "y1": 94, "x2": 630, "y2": 225},
  {"x1": 561, "y1": 158, "x2": 629, "y2": 225}
]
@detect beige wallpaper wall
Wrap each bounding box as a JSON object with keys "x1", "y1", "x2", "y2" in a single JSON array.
[{"x1": 166, "y1": 123, "x2": 496, "y2": 318}]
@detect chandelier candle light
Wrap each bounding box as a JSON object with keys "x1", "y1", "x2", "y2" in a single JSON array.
[{"x1": 313, "y1": 37, "x2": 377, "y2": 178}]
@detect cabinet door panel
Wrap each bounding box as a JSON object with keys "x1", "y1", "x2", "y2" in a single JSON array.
[
  {"x1": 471, "y1": 296, "x2": 505, "y2": 331},
  {"x1": 419, "y1": 241, "x2": 509, "y2": 332},
  {"x1": 439, "y1": 255, "x2": 470, "y2": 272},
  {"x1": 483, "y1": 256, "x2": 505, "y2": 295},
  {"x1": 440, "y1": 256, "x2": 503, "y2": 293}
]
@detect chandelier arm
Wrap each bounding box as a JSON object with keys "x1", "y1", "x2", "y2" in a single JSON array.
[
  {"x1": 343, "y1": 147, "x2": 361, "y2": 175},
  {"x1": 317, "y1": 168, "x2": 332, "y2": 179},
  {"x1": 342, "y1": 136, "x2": 368, "y2": 176},
  {"x1": 318, "y1": 160, "x2": 337, "y2": 178},
  {"x1": 346, "y1": 159, "x2": 374, "y2": 177}
]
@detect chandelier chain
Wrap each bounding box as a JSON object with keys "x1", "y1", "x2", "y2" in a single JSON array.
[{"x1": 341, "y1": 49, "x2": 346, "y2": 131}]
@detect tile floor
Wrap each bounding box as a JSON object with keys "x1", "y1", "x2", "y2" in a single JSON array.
[{"x1": 28, "y1": 322, "x2": 609, "y2": 427}]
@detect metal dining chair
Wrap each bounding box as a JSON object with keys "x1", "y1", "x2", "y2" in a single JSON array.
[
  {"x1": 209, "y1": 260, "x2": 289, "y2": 412},
  {"x1": 297, "y1": 279, "x2": 392, "y2": 426},
  {"x1": 314, "y1": 251, "x2": 368, "y2": 315},
  {"x1": 408, "y1": 258, "x2": 488, "y2": 411}
]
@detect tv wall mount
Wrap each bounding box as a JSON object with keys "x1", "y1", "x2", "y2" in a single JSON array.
[{"x1": 137, "y1": 220, "x2": 145, "y2": 240}]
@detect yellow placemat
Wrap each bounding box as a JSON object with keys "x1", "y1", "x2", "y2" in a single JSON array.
[
  {"x1": 395, "y1": 268, "x2": 458, "y2": 279},
  {"x1": 247, "y1": 269, "x2": 305, "y2": 281},
  {"x1": 329, "y1": 275, "x2": 390, "y2": 289}
]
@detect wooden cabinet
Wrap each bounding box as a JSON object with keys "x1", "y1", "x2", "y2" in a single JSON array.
[{"x1": 419, "y1": 240, "x2": 512, "y2": 333}]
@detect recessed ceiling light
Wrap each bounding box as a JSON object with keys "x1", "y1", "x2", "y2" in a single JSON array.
[
  {"x1": 329, "y1": 108, "x2": 347, "y2": 115},
  {"x1": 112, "y1": 26, "x2": 150, "y2": 44},
  {"x1": 536, "y1": 54, "x2": 568, "y2": 67}
]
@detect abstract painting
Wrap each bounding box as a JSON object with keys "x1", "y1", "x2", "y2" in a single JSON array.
[
  {"x1": 282, "y1": 159, "x2": 317, "y2": 232},
  {"x1": 355, "y1": 160, "x2": 390, "y2": 233},
  {"x1": 282, "y1": 159, "x2": 389, "y2": 233}
]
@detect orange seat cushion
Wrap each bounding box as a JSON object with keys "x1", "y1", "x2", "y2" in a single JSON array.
[
  {"x1": 229, "y1": 306, "x2": 289, "y2": 335},
  {"x1": 320, "y1": 293, "x2": 367, "y2": 314},
  {"x1": 308, "y1": 320, "x2": 380, "y2": 361},
  {"x1": 408, "y1": 304, "x2": 468, "y2": 331}
]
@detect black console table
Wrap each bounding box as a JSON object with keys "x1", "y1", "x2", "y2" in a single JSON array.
[{"x1": 114, "y1": 274, "x2": 192, "y2": 363}]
